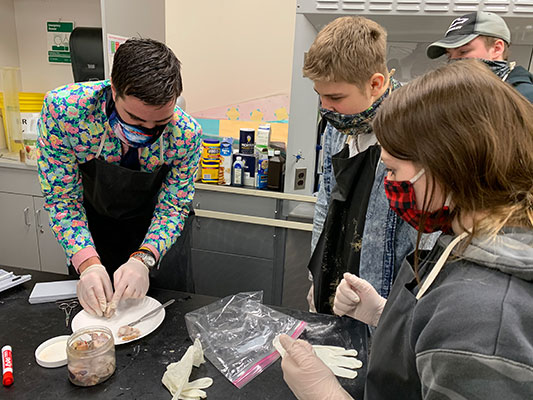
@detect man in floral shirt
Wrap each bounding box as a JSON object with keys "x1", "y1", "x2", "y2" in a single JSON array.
[{"x1": 37, "y1": 38, "x2": 201, "y2": 316}]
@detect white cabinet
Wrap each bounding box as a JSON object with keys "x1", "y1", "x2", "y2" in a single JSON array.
[
  {"x1": 0, "y1": 192, "x2": 40, "y2": 269},
  {"x1": 0, "y1": 163, "x2": 68, "y2": 274},
  {"x1": 33, "y1": 197, "x2": 68, "y2": 274}
]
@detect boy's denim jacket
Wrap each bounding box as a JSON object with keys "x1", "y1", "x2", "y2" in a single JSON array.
[{"x1": 312, "y1": 124, "x2": 436, "y2": 298}]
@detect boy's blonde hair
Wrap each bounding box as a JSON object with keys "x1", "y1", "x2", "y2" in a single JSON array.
[{"x1": 303, "y1": 16, "x2": 388, "y2": 88}]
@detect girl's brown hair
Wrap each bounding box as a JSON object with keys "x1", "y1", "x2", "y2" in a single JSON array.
[{"x1": 374, "y1": 59, "x2": 533, "y2": 243}]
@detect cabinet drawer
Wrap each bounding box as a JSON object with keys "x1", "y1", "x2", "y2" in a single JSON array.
[
  {"x1": 0, "y1": 166, "x2": 42, "y2": 196},
  {"x1": 193, "y1": 189, "x2": 278, "y2": 219},
  {"x1": 191, "y1": 249, "x2": 274, "y2": 304},
  {"x1": 192, "y1": 217, "x2": 275, "y2": 259}
]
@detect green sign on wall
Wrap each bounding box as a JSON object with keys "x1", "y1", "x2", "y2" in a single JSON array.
[{"x1": 47, "y1": 21, "x2": 74, "y2": 64}]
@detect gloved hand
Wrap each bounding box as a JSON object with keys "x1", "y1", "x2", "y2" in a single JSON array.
[
  {"x1": 111, "y1": 257, "x2": 150, "y2": 307},
  {"x1": 279, "y1": 334, "x2": 353, "y2": 400},
  {"x1": 274, "y1": 337, "x2": 363, "y2": 380},
  {"x1": 333, "y1": 272, "x2": 386, "y2": 327},
  {"x1": 77, "y1": 264, "x2": 113, "y2": 317}
]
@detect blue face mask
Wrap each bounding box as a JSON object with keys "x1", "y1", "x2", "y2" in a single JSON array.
[{"x1": 109, "y1": 109, "x2": 167, "y2": 148}]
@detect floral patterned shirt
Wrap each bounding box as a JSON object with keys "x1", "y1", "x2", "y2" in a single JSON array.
[{"x1": 37, "y1": 80, "x2": 201, "y2": 269}]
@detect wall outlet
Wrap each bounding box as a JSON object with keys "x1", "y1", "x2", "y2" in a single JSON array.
[{"x1": 294, "y1": 167, "x2": 306, "y2": 190}]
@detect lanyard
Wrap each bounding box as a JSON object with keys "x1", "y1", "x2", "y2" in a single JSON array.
[{"x1": 416, "y1": 231, "x2": 469, "y2": 300}]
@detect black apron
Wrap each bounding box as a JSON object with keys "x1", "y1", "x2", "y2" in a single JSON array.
[
  {"x1": 77, "y1": 133, "x2": 195, "y2": 292},
  {"x1": 308, "y1": 144, "x2": 381, "y2": 314},
  {"x1": 363, "y1": 243, "x2": 445, "y2": 400}
]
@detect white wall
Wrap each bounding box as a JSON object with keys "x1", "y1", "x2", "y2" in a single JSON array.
[
  {"x1": 13, "y1": 0, "x2": 101, "y2": 93},
  {"x1": 166, "y1": 0, "x2": 297, "y2": 114},
  {"x1": 100, "y1": 0, "x2": 166, "y2": 78},
  {"x1": 0, "y1": 0, "x2": 20, "y2": 68}
]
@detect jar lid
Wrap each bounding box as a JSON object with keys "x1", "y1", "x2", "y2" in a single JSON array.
[
  {"x1": 35, "y1": 335, "x2": 70, "y2": 368},
  {"x1": 202, "y1": 138, "x2": 220, "y2": 144}
]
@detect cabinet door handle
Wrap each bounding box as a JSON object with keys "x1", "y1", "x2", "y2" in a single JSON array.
[
  {"x1": 36, "y1": 209, "x2": 45, "y2": 234},
  {"x1": 24, "y1": 207, "x2": 31, "y2": 226}
]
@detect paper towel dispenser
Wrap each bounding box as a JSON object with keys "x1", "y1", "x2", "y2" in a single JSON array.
[{"x1": 69, "y1": 27, "x2": 105, "y2": 82}]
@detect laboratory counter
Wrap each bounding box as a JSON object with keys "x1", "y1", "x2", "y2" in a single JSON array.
[
  {"x1": 0, "y1": 157, "x2": 314, "y2": 309},
  {"x1": 0, "y1": 267, "x2": 368, "y2": 400}
]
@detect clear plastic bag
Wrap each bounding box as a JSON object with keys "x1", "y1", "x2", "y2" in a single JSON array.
[{"x1": 185, "y1": 291, "x2": 306, "y2": 388}]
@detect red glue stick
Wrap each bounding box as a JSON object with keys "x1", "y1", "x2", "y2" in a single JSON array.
[{"x1": 2, "y1": 345, "x2": 13, "y2": 386}]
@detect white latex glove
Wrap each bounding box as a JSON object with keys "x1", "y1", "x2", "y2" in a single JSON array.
[
  {"x1": 279, "y1": 334, "x2": 353, "y2": 400},
  {"x1": 111, "y1": 257, "x2": 149, "y2": 306},
  {"x1": 274, "y1": 338, "x2": 362, "y2": 379},
  {"x1": 178, "y1": 378, "x2": 213, "y2": 400},
  {"x1": 162, "y1": 339, "x2": 212, "y2": 400},
  {"x1": 333, "y1": 272, "x2": 386, "y2": 327},
  {"x1": 77, "y1": 264, "x2": 113, "y2": 317},
  {"x1": 307, "y1": 284, "x2": 317, "y2": 313},
  {"x1": 313, "y1": 345, "x2": 363, "y2": 379}
]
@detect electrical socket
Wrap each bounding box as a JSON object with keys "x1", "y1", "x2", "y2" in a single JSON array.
[{"x1": 294, "y1": 167, "x2": 306, "y2": 190}]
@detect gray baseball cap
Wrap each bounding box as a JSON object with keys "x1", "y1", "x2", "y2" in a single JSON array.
[{"x1": 427, "y1": 12, "x2": 511, "y2": 59}]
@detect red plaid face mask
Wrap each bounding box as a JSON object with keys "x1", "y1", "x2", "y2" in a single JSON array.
[{"x1": 384, "y1": 169, "x2": 452, "y2": 233}]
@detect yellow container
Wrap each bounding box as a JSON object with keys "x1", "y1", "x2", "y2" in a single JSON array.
[
  {"x1": 201, "y1": 159, "x2": 220, "y2": 183},
  {"x1": 0, "y1": 86, "x2": 45, "y2": 152},
  {"x1": 201, "y1": 139, "x2": 220, "y2": 161}
]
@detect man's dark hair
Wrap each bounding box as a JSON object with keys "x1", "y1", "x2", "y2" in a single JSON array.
[{"x1": 111, "y1": 38, "x2": 182, "y2": 105}]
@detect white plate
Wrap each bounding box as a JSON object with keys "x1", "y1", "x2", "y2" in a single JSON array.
[{"x1": 71, "y1": 296, "x2": 165, "y2": 345}]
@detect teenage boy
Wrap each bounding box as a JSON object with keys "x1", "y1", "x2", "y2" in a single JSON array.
[
  {"x1": 307, "y1": 16, "x2": 421, "y2": 313},
  {"x1": 427, "y1": 11, "x2": 533, "y2": 102}
]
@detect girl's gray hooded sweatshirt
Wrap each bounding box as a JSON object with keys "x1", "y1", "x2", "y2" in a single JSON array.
[{"x1": 365, "y1": 230, "x2": 533, "y2": 399}]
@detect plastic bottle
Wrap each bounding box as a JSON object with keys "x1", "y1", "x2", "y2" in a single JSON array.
[
  {"x1": 255, "y1": 149, "x2": 269, "y2": 189},
  {"x1": 267, "y1": 150, "x2": 285, "y2": 191},
  {"x1": 232, "y1": 156, "x2": 244, "y2": 187},
  {"x1": 256, "y1": 124, "x2": 271, "y2": 147},
  {"x1": 22, "y1": 130, "x2": 38, "y2": 166},
  {"x1": 218, "y1": 139, "x2": 233, "y2": 186}
]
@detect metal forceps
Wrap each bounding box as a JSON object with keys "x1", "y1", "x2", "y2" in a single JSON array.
[{"x1": 57, "y1": 298, "x2": 79, "y2": 327}]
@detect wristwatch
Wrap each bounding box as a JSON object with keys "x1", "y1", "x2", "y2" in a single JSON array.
[{"x1": 131, "y1": 249, "x2": 157, "y2": 270}]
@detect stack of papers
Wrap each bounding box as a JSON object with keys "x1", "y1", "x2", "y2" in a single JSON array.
[
  {"x1": 28, "y1": 280, "x2": 78, "y2": 304},
  {"x1": 0, "y1": 269, "x2": 32, "y2": 293}
]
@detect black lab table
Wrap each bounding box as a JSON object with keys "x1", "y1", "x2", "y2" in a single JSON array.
[{"x1": 0, "y1": 267, "x2": 367, "y2": 399}]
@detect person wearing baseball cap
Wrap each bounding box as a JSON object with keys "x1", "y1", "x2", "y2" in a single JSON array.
[{"x1": 427, "y1": 11, "x2": 533, "y2": 102}]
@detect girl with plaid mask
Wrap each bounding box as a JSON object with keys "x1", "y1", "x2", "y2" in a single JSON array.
[{"x1": 280, "y1": 59, "x2": 533, "y2": 400}]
